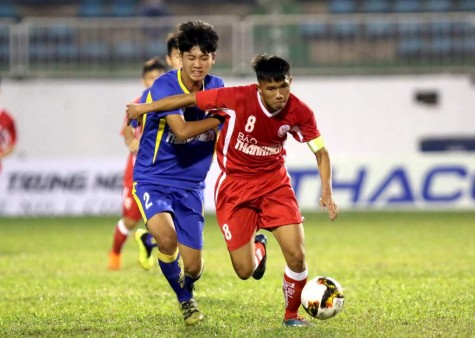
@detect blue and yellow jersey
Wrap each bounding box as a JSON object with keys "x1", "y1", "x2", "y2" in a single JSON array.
[
  {"x1": 129, "y1": 87, "x2": 149, "y2": 129},
  {"x1": 133, "y1": 69, "x2": 224, "y2": 190}
]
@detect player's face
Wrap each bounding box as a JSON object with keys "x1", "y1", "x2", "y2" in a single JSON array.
[
  {"x1": 142, "y1": 69, "x2": 164, "y2": 88},
  {"x1": 180, "y1": 46, "x2": 215, "y2": 85},
  {"x1": 166, "y1": 47, "x2": 182, "y2": 70},
  {"x1": 258, "y1": 76, "x2": 292, "y2": 112}
]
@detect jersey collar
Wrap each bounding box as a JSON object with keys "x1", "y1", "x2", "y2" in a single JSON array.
[
  {"x1": 177, "y1": 69, "x2": 205, "y2": 94},
  {"x1": 257, "y1": 91, "x2": 283, "y2": 117}
]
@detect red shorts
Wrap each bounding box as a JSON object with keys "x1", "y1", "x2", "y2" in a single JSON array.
[
  {"x1": 122, "y1": 184, "x2": 142, "y2": 222},
  {"x1": 214, "y1": 166, "x2": 303, "y2": 251}
]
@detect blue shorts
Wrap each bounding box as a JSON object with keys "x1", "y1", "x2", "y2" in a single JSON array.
[{"x1": 133, "y1": 182, "x2": 205, "y2": 250}]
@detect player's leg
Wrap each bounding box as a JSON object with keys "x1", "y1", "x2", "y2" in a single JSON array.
[
  {"x1": 133, "y1": 184, "x2": 195, "y2": 309},
  {"x1": 227, "y1": 236, "x2": 267, "y2": 280},
  {"x1": 108, "y1": 218, "x2": 128, "y2": 270},
  {"x1": 215, "y1": 173, "x2": 267, "y2": 280},
  {"x1": 218, "y1": 207, "x2": 266, "y2": 280},
  {"x1": 177, "y1": 243, "x2": 204, "y2": 324},
  {"x1": 108, "y1": 185, "x2": 142, "y2": 270},
  {"x1": 178, "y1": 244, "x2": 203, "y2": 291},
  {"x1": 146, "y1": 212, "x2": 184, "y2": 296},
  {"x1": 146, "y1": 211, "x2": 203, "y2": 325},
  {"x1": 172, "y1": 188, "x2": 207, "y2": 325},
  {"x1": 108, "y1": 217, "x2": 139, "y2": 270},
  {"x1": 130, "y1": 197, "x2": 156, "y2": 271},
  {"x1": 272, "y1": 223, "x2": 311, "y2": 327},
  {"x1": 258, "y1": 168, "x2": 310, "y2": 327}
]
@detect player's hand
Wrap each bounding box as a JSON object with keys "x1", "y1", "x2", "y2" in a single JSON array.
[
  {"x1": 319, "y1": 195, "x2": 338, "y2": 221},
  {"x1": 126, "y1": 103, "x2": 142, "y2": 120},
  {"x1": 127, "y1": 138, "x2": 140, "y2": 153}
]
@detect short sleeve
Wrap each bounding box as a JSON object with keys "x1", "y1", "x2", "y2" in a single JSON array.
[{"x1": 196, "y1": 87, "x2": 236, "y2": 111}]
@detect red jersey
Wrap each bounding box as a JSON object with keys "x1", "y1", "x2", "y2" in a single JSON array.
[
  {"x1": 0, "y1": 108, "x2": 17, "y2": 171},
  {"x1": 121, "y1": 96, "x2": 142, "y2": 187},
  {"x1": 196, "y1": 84, "x2": 320, "y2": 177}
]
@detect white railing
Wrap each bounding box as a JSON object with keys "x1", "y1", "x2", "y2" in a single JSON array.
[{"x1": 1, "y1": 13, "x2": 474, "y2": 78}]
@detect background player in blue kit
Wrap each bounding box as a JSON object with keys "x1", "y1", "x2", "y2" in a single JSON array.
[{"x1": 131, "y1": 20, "x2": 223, "y2": 325}]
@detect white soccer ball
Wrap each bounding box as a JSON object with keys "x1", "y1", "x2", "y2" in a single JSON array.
[{"x1": 301, "y1": 276, "x2": 345, "y2": 320}]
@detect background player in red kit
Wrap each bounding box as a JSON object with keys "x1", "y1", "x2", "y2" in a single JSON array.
[
  {"x1": 0, "y1": 77, "x2": 17, "y2": 174},
  {"x1": 108, "y1": 57, "x2": 168, "y2": 271},
  {"x1": 126, "y1": 54, "x2": 338, "y2": 327}
]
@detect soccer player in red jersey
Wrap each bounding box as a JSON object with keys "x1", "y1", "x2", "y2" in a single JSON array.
[
  {"x1": 0, "y1": 78, "x2": 17, "y2": 174},
  {"x1": 127, "y1": 54, "x2": 338, "y2": 327},
  {"x1": 108, "y1": 57, "x2": 168, "y2": 271}
]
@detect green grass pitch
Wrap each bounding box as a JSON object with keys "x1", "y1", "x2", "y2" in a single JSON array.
[{"x1": 0, "y1": 211, "x2": 474, "y2": 337}]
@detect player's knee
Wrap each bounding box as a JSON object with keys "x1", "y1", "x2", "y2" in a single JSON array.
[
  {"x1": 185, "y1": 260, "x2": 203, "y2": 277},
  {"x1": 286, "y1": 252, "x2": 306, "y2": 272},
  {"x1": 122, "y1": 217, "x2": 138, "y2": 229},
  {"x1": 234, "y1": 266, "x2": 253, "y2": 280},
  {"x1": 156, "y1": 238, "x2": 177, "y2": 255}
]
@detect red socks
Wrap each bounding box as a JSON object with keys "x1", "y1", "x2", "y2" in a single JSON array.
[
  {"x1": 111, "y1": 219, "x2": 128, "y2": 254},
  {"x1": 283, "y1": 266, "x2": 308, "y2": 320}
]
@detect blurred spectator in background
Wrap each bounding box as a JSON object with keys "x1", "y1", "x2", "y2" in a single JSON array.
[{"x1": 0, "y1": 77, "x2": 17, "y2": 174}]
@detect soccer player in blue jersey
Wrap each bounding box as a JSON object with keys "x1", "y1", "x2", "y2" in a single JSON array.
[
  {"x1": 131, "y1": 20, "x2": 224, "y2": 326},
  {"x1": 108, "y1": 57, "x2": 168, "y2": 271},
  {"x1": 133, "y1": 33, "x2": 182, "y2": 270}
]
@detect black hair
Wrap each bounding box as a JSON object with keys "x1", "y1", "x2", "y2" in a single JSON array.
[
  {"x1": 166, "y1": 32, "x2": 179, "y2": 56},
  {"x1": 251, "y1": 54, "x2": 290, "y2": 83},
  {"x1": 142, "y1": 57, "x2": 167, "y2": 76},
  {"x1": 175, "y1": 20, "x2": 219, "y2": 54}
]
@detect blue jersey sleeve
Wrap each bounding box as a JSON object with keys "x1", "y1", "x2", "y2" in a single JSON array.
[
  {"x1": 148, "y1": 75, "x2": 183, "y2": 118},
  {"x1": 139, "y1": 88, "x2": 149, "y2": 104},
  {"x1": 128, "y1": 88, "x2": 150, "y2": 129}
]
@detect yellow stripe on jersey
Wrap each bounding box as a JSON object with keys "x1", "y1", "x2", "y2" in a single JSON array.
[
  {"x1": 132, "y1": 182, "x2": 147, "y2": 223},
  {"x1": 142, "y1": 90, "x2": 154, "y2": 128},
  {"x1": 177, "y1": 68, "x2": 204, "y2": 93},
  {"x1": 144, "y1": 90, "x2": 166, "y2": 164},
  {"x1": 152, "y1": 118, "x2": 167, "y2": 164},
  {"x1": 307, "y1": 135, "x2": 325, "y2": 153},
  {"x1": 177, "y1": 69, "x2": 191, "y2": 93}
]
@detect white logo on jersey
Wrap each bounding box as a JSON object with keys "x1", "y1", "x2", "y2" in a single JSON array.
[
  {"x1": 278, "y1": 125, "x2": 291, "y2": 137},
  {"x1": 166, "y1": 129, "x2": 215, "y2": 144},
  {"x1": 235, "y1": 132, "x2": 282, "y2": 156}
]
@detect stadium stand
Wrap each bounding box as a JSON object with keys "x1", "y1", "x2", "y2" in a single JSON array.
[
  {"x1": 394, "y1": 0, "x2": 423, "y2": 13},
  {"x1": 0, "y1": 0, "x2": 19, "y2": 20},
  {"x1": 362, "y1": 0, "x2": 392, "y2": 13},
  {"x1": 78, "y1": 0, "x2": 108, "y2": 17},
  {"x1": 0, "y1": 1, "x2": 473, "y2": 77},
  {"x1": 328, "y1": 0, "x2": 357, "y2": 14}
]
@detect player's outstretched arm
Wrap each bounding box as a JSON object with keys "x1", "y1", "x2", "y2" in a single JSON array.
[
  {"x1": 166, "y1": 114, "x2": 221, "y2": 141},
  {"x1": 315, "y1": 147, "x2": 338, "y2": 221},
  {"x1": 126, "y1": 93, "x2": 197, "y2": 120}
]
